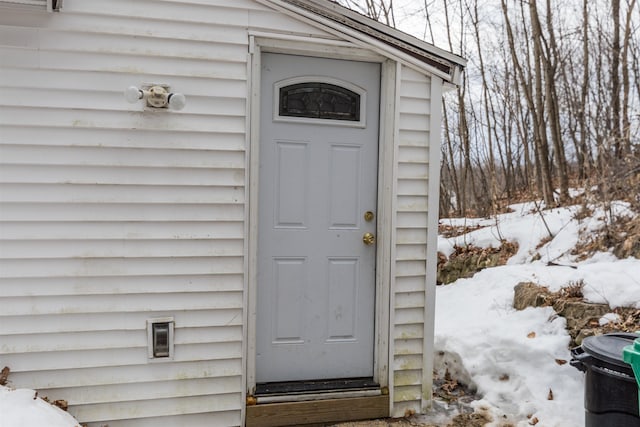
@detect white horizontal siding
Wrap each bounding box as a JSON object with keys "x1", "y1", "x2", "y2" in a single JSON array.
[
  {"x1": 97, "y1": 412, "x2": 242, "y2": 427},
  {"x1": 39, "y1": 376, "x2": 242, "y2": 405},
  {"x1": 0, "y1": 0, "x2": 49, "y2": 10},
  {"x1": 0, "y1": 222, "x2": 244, "y2": 240},
  {"x1": 1, "y1": 87, "x2": 248, "y2": 116},
  {"x1": 395, "y1": 291, "x2": 426, "y2": 308},
  {"x1": 396, "y1": 228, "x2": 428, "y2": 245},
  {"x1": 3, "y1": 309, "x2": 244, "y2": 335},
  {"x1": 0, "y1": 145, "x2": 245, "y2": 169},
  {"x1": 60, "y1": 0, "x2": 256, "y2": 25},
  {"x1": 1, "y1": 184, "x2": 245, "y2": 204},
  {"x1": 0, "y1": 107, "x2": 247, "y2": 132},
  {"x1": 70, "y1": 393, "x2": 242, "y2": 423},
  {"x1": 1, "y1": 206, "x2": 243, "y2": 227},
  {"x1": 1, "y1": 47, "x2": 248, "y2": 78},
  {"x1": 4, "y1": 326, "x2": 243, "y2": 353},
  {"x1": 3, "y1": 342, "x2": 242, "y2": 371},
  {"x1": 0, "y1": 291, "x2": 244, "y2": 315},
  {"x1": 1, "y1": 128, "x2": 247, "y2": 151},
  {"x1": 395, "y1": 276, "x2": 429, "y2": 293},
  {"x1": 1, "y1": 29, "x2": 248, "y2": 64},
  {"x1": 0, "y1": 0, "x2": 334, "y2": 426},
  {"x1": 392, "y1": 65, "x2": 433, "y2": 416},
  {"x1": 394, "y1": 338, "x2": 423, "y2": 355},
  {"x1": 9, "y1": 358, "x2": 242, "y2": 389},
  {"x1": 0, "y1": 68, "x2": 249, "y2": 100},
  {"x1": 0, "y1": 239, "x2": 244, "y2": 259},
  {"x1": 397, "y1": 213, "x2": 428, "y2": 228}
]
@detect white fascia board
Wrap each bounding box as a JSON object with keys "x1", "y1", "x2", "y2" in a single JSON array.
[
  {"x1": 255, "y1": 0, "x2": 462, "y2": 84},
  {"x1": 304, "y1": 0, "x2": 466, "y2": 68}
]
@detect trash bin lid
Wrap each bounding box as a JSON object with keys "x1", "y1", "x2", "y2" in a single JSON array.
[{"x1": 582, "y1": 333, "x2": 639, "y2": 372}]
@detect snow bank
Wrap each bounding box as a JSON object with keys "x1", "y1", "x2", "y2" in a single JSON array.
[
  {"x1": 433, "y1": 266, "x2": 585, "y2": 426},
  {"x1": 439, "y1": 201, "x2": 640, "y2": 308},
  {"x1": 431, "y1": 201, "x2": 640, "y2": 426},
  {"x1": 0, "y1": 386, "x2": 81, "y2": 427}
]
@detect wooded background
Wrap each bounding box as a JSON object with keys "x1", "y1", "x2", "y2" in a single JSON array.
[{"x1": 336, "y1": 0, "x2": 640, "y2": 217}]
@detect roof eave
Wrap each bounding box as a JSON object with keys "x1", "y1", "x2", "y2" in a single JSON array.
[
  {"x1": 304, "y1": 0, "x2": 466, "y2": 67},
  {"x1": 256, "y1": 0, "x2": 465, "y2": 85}
]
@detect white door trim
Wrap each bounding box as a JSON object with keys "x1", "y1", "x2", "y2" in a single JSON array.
[{"x1": 245, "y1": 34, "x2": 396, "y2": 411}]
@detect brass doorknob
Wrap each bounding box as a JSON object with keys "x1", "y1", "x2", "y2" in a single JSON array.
[{"x1": 363, "y1": 232, "x2": 376, "y2": 246}]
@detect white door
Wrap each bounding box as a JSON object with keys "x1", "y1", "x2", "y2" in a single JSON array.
[{"x1": 256, "y1": 53, "x2": 381, "y2": 383}]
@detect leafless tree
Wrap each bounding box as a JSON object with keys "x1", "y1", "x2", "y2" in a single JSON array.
[{"x1": 334, "y1": 0, "x2": 639, "y2": 217}]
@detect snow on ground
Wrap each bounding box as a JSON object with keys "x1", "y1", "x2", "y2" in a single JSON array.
[
  {"x1": 422, "y1": 201, "x2": 640, "y2": 427},
  {"x1": 0, "y1": 385, "x2": 81, "y2": 427}
]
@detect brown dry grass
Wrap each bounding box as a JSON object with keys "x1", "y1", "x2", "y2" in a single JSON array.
[
  {"x1": 574, "y1": 215, "x2": 640, "y2": 260},
  {"x1": 437, "y1": 241, "x2": 519, "y2": 285}
]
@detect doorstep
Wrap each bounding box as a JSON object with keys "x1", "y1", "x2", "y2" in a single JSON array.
[{"x1": 245, "y1": 394, "x2": 390, "y2": 427}]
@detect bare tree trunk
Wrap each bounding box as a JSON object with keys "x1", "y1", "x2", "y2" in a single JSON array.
[
  {"x1": 459, "y1": 75, "x2": 477, "y2": 214},
  {"x1": 442, "y1": 98, "x2": 462, "y2": 215},
  {"x1": 540, "y1": 0, "x2": 570, "y2": 202},
  {"x1": 442, "y1": 0, "x2": 480, "y2": 214},
  {"x1": 526, "y1": 0, "x2": 555, "y2": 205},
  {"x1": 612, "y1": 0, "x2": 622, "y2": 157},
  {"x1": 468, "y1": 0, "x2": 499, "y2": 213},
  {"x1": 490, "y1": 67, "x2": 512, "y2": 200},
  {"x1": 511, "y1": 72, "x2": 533, "y2": 193},
  {"x1": 621, "y1": 0, "x2": 636, "y2": 155},
  {"x1": 632, "y1": 26, "x2": 640, "y2": 105},
  {"x1": 593, "y1": 12, "x2": 609, "y2": 173},
  {"x1": 632, "y1": 9, "x2": 640, "y2": 104},
  {"x1": 579, "y1": 0, "x2": 591, "y2": 178},
  {"x1": 503, "y1": 0, "x2": 550, "y2": 203},
  {"x1": 558, "y1": 52, "x2": 586, "y2": 183}
]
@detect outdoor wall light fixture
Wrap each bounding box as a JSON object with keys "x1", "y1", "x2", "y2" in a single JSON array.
[{"x1": 124, "y1": 84, "x2": 186, "y2": 110}]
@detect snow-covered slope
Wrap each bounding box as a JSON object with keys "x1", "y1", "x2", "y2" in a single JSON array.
[{"x1": 428, "y1": 201, "x2": 640, "y2": 426}]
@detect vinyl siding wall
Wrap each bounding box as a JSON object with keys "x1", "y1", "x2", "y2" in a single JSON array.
[
  {"x1": 0, "y1": 1, "x2": 329, "y2": 426},
  {"x1": 391, "y1": 65, "x2": 438, "y2": 417},
  {"x1": 0, "y1": 1, "x2": 444, "y2": 424}
]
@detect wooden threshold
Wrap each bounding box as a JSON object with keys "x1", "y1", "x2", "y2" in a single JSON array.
[{"x1": 246, "y1": 394, "x2": 389, "y2": 427}]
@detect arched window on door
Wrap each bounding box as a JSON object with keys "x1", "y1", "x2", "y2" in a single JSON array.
[{"x1": 274, "y1": 77, "x2": 367, "y2": 127}]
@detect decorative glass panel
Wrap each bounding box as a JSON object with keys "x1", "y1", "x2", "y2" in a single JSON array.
[{"x1": 279, "y1": 82, "x2": 361, "y2": 121}]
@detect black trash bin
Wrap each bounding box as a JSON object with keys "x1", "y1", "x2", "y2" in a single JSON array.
[{"x1": 571, "y1": 332, "x2": 640, "y2": 427}]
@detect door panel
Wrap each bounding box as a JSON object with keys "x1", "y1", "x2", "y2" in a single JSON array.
[
  {"x1": 327, "y1": 257, "x2": 359, "y2": 341},
  {"x1": 329, "y1": 144, "x2": 361, "y2": 228},
  {"x1": 272, "y1": 257, "x2": 306, "y2": 344},
  {"x1": 275, "y1": 141, "x2": 309, "y2": 228},
  {"x1": 256, "y1": 53, "x2": 380, "y2": 383}
]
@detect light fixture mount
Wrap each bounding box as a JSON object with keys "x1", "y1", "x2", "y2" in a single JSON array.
[
  {"x1": 124, "y1": 83, "x2": 186, "y2": 111},
  {"x1": 146, "y1": 84, "x2": 170, "y2": 108}
]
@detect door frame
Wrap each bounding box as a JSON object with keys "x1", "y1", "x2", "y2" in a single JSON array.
[{"x1": 245, "y1": 33, "x2": 397, "y2": 404}]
